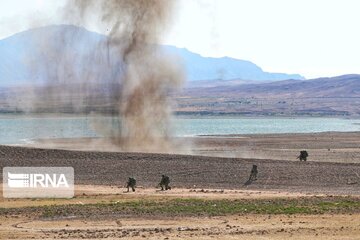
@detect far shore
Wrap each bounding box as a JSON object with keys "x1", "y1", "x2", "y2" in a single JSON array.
[{"x1": 1, "y1": 112, "x2": 360, "y2": 119}]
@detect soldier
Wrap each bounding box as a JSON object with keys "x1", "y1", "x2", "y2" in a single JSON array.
[
  {"x1": 159, "y1": 175, "x2": 171, "y2": 191},
  {"x1": 248, "y1": 164, "x2": 258, "y2": 181},
  {"x1": 126, "y1": 177, "x2": 136, "y2": 192},
  {"x1": 297, "y1": 150, "x2": 309, "y2": 161}
]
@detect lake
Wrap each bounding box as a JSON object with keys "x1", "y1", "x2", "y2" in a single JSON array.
[{"x1": 0, "y1": 115, "x2": 360, "y2": 145}]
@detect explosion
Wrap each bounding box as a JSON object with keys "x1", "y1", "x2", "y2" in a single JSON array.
[{"x1": 27, "y1": 0, "x2": 183, "y2": 152}]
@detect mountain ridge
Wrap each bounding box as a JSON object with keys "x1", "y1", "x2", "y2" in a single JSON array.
[{"x1": 0, "y1": 25, "x2": 304, "y2": 87}]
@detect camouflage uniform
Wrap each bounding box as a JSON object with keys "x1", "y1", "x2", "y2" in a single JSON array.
[
  {"x1": 248, "y1": 165, "x2": 258, "y2": 181},
  {"x1": 297, "y1": 151, "x2": 308, "y2": 161},
  {"x1": 159, "y1": 175, "x2": 171, "y2": 191},
  {"x1": 126, "y1": 177, "x2": 136, "y2": 192}
]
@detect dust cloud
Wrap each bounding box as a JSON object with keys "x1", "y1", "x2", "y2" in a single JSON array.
[{"x1": 24, "y1": 0, "x2": 185, "y2": 152}]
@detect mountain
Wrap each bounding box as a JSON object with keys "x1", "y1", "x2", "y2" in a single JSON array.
[
  {"x1": 1, "y1": 25, "x2": 358, "y2": 116},
  {"x1": 163, "y1": 46, "x2": 304, "y2": 81},
  {"x1": 0, "y1": 25, "x2": 304, "y2": 87},
  {"x1": 0, "y1": 25, "x2": 116, "y2": 87}
]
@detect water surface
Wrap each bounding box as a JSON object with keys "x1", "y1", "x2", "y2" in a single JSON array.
[{"x1": 0, "y1": 115, "x2": 359, "y2": 145}]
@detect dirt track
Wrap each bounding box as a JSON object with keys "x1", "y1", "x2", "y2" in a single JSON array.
[
  {"x1": 2, "y1": 213, "x2": 360, "y2": 240},
  {"x1": 1, "y1": 145, "x2": 360, "y2": 195}
]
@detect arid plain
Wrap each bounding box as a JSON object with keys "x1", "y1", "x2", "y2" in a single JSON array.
[{"x1": 1, "y1": 132, "x2": 360, "y2": 239}]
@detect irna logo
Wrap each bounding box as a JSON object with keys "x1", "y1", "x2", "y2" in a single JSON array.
[
  {"x1": 7, "y1": 172, "x2": 69, "y2": 188},
  {"x1": 3, "y1": 167, "x2": 74, "y2": 198}
]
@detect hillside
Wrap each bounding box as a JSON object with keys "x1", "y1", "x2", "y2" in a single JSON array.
[
  {"x1": 1, "y1": 74, "x2": 359, "y2": 116},
  {"x1": 185, "y1": 74, "x2": 360, "y2": 98},
  {"x1": 0, "y1": 25, "x2": 304, "y2": 87},
  {"x1": 177, "y1": 75, "x2": 360, "y2": 116}
]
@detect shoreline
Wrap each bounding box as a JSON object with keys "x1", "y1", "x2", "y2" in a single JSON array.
[{"x1": 9, "y1": 131, "x2": 360, "y2": 164}]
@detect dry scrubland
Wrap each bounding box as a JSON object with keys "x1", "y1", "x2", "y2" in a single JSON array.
[{"x1": 1, "y1": 132, "x2": 360, "y2": 239}]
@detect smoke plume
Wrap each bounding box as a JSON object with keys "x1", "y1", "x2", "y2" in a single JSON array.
[
  {"x1": 70, "y1": 0, "x2": 182, "y2": 151},
  {"x1": 26, "y1": 0, "x2": 184, "y2": 152}
]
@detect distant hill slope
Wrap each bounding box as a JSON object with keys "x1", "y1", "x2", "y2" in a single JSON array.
[
  {"x1": 0, "y1": 25, "x2": 304, "y2": 87},
  {"x1": 1, "y1": 73, "x2": 359, "y2": 116},
  {"x1": 177, "y1": 75, "x2": 360, "y2": 116},
  {"x1": 187, "y1": 74, "x2": 360, "y2": 98}
]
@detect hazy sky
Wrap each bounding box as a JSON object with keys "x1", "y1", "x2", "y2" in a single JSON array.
[{"x1": 0, "y1": 0, "x2": 359, "y2": 79}]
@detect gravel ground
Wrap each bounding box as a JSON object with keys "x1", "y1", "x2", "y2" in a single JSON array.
[{"x1": 1, "y1": 145, "x2": 360, "y2": 194}]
